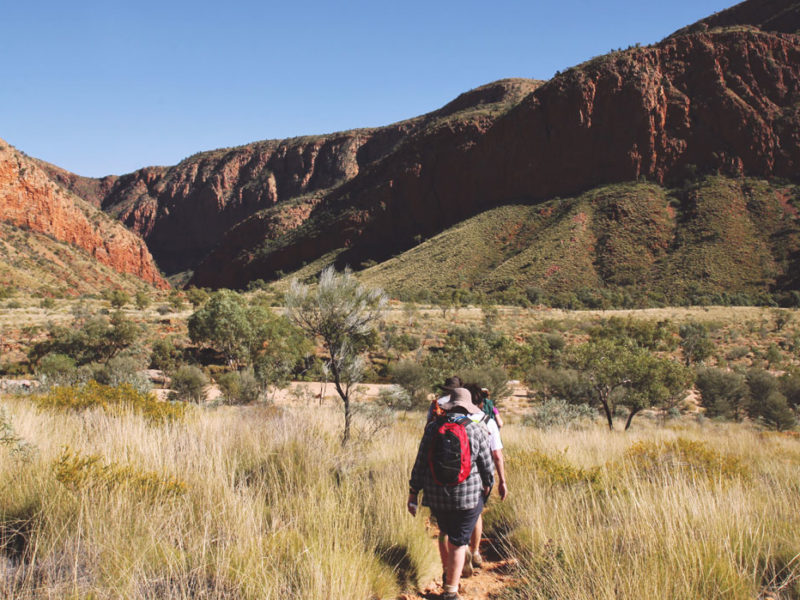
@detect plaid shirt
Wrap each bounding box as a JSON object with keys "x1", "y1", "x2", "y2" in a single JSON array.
[{"x1": 409, "y1": 414, "x2": 495, "y2": 511}]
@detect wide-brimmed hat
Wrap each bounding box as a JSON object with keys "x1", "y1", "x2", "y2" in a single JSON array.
[
  {"x1": 437, "y1": 375, "x2": 462, "y2": 392},
  {"x1": 440, "y1": 387, "x2": 482, "y2": 415}
]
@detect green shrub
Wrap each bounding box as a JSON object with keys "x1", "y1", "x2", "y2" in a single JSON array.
[
  {"x1": 217, "y1": 369, "x2": 261, "y2": 405},
  {"x1": 695, "y1": 368, "x2": 748, "y2": 419},
  {"x1": 523, "y1": 398, "x2": 595, "y2": 430},
  {"x1": 35, "y1": 353, "x2": 77, "y2": 385},
  {"x1": 527, "y1": 366, "x2": 591, "y2": 405},
  {"x1": 170, "y1": 365, "x2": 208, "y2": 403},
  {"x1": 390, "y1": 360, "x2": 431, "y2": 408},
  {"x1": 679, "y1": 322, "x2": 714, "y2": 365},
  {"x1": 779, "y1": 372, "x2": 800, "y2": 408},
  {"x1": 108, "y1": 289, "x2": 129, "y2": 309},
  {"x1": 459, "y1": 364, "x2": 510, "y2": 404},
  {"x1": 91, "y1": 355, "x2": 149, "y2": 392},
  {"x1": 150, "y1": 338, "x2": 182, "y2": 373},
  {"x1": 134, "y1": 290, "x2": 151, "y2": 310}
]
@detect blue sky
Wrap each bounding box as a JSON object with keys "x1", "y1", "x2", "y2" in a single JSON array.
[{"x1": 1, "y1": 0, "x2": 734, "y2": 177}]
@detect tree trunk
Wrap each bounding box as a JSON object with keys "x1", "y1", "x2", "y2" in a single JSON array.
[
  {"x1": 342, "y1": 395, "x2": 351, "y2": 446},
  {"x1": 329, "y1": 360, "x2": 351, "y2": 446},
  {"x1": 624, "y1": 407, "x2": 640, "y2": 431},
  {"x1": 598, "y1": 389, "x2": 614, "y2": 431}
]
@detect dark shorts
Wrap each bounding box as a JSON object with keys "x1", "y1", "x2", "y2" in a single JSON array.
[{"x1": 431, "y1": 497, "x2": 484, "y2": 547}]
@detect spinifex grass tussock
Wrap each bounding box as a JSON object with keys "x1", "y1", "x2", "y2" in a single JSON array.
[
  {"x1": 492, "y1": 425, "x2": 800, "y2": 600},
  {"x1": 0, "y1": 395, "x2": 437, "y2": 599},
  {"x1": 32, "y1": 380, "x2": 186, "y2": 423}
]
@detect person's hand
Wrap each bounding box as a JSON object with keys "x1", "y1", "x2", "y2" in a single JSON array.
[
  {"x1": 407, "y1": 494, "x2": 418, "y2": 516},
  {"x1": 498, "y1": 480, "x2": 508, "y2": 500},
  {"x1": 483, "y1": 486, "x2": 491, "y2": 499}
]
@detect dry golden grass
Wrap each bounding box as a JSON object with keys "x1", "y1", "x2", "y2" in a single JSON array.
[{"x1": 3, "y1": 390, "x2": 800, "y2": 599}]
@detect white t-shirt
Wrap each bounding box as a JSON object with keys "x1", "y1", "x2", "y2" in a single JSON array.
[{"x1": 469, "y1": 413, "x2": 503, "y2": 452}]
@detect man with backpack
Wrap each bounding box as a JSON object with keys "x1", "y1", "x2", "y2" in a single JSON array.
[{"x1": 407, "y1": 387, "x2": 495, "y2": 600}]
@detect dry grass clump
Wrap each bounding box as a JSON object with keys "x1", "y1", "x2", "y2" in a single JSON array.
[
  {"x1": 0, "y1": 396, "x2": 436, "y2": 599},
  {"x1": 494, "y1": 425, "x2": 800, "y2": 600}
]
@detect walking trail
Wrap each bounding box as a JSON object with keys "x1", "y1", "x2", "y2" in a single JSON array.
[{"x1": 397, "y1": 517, "x2": 518, "y2": 600}]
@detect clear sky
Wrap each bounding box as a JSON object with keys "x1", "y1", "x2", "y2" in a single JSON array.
[{"x1": 1, "y1": 0, "x2": 735, "y2": 177}]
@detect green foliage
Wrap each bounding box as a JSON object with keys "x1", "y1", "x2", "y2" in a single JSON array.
[
  {"x1": 745, "y1": 369, "x2": 796, "y2": 430},
  {"x1": 168, "y1": 290, "x2": 184, "y2": 311},
  {"x1": 188, "y1": 290, "x2": 308, "y2": 383},
  {"x1": 217, "y1": 369, "x2": 261, "y2": 405},
  {"x1": 108, "y1": 289, "x2": 129, "y2": 309},
  {"x1": 285, "y1": 266, "x2": 387, "y2": 445},
  {"x1": 523, "y1": 398, "x2": 595, "y2": 430},
  {"x1": 149, "y1": 337, "x2": 182, "y2": 373},
  {"x1": 679, "y1": 321, "x2": 714, "y2": 366},
  {"x1": 33, "y1": 381, "x2": 185, "y2": 422},
  {"x1": 29, "y1": 310, "x2": 139, "y2": 367},
  {"x1": 35, "y1": 353, "x2": 76, "y2": 384},
  {"x1": 695, "y1": 368, "x2": 749, "y2": 420},
  {"x1": 590, "y1": 316, "x2": 677, "y2": 351},
  {"x1": 508, "y1": 448, "x2": 601, "y2": 489},
  {"x1": 185, "y1": 286, "x2": 209, "y2": 307},
  {"x1": 389, "y1": 360, "x2": 431, "y2": 408},
  {"x1": 170, "y1": 365, "x2": 208, "y2": 403},
  {"x1": 39, "y1": 297, "x2": 55, "y2": 309},
  {"x1": 779, "y1": 372, "x2": 800, "y2": 408},
  {"x1": 53, "y1": 447, "x2": 186, "y2": 497},
  {"x1": 526, "y1": 366, "x2": 592, "y2": 405},
  {"x1": 459, "y1": 364, "x2": 510, "y2": 404},
  {"x1": 134, "y1": 289, "x2": 151, "y2": 310}
]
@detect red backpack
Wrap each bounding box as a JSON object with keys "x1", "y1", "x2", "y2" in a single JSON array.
[{"x1": 428, "y1": 415, "x2": 472, "y2": 486}]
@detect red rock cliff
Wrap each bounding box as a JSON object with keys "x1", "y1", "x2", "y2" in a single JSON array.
[
  {"x1": 189, "y1": 25, "x2": 800, "y2": 288},
  {"x1": 0, "y1": 139, "x2": 168, "y2": 289}
]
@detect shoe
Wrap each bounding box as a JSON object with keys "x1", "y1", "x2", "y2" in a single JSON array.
[
  {"x1": 442, "y1": 593, "x2": 461, "y2": 600},
  {"x1": 462, "y1": 549, "x2": 473, "y2": 578},
  {"x1": 472, "y1": 552, "x2": 483, "y2": 569}
]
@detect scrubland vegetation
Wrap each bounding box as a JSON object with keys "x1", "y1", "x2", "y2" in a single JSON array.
[{"x1": 2, "y1": 275, "x2": 800, "y2": 598}]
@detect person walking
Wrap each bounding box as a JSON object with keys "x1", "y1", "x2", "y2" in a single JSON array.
[
  {"x1": 407, "y1": 387, "x2": 495, "y2": 600},
  {"x1": 464, "y1": 383, "x2": 507, "y2": 570}
]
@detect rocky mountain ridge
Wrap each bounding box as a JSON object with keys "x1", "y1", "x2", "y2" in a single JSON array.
[{"x1": 0, "y1": 139, "x2": 168, "y2": 291}]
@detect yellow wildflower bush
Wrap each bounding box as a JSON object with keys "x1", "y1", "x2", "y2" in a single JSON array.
[
  {"x1": 53, "y1": 447, "x2": 186, "y2": 498},
  {"x1": 33, "y1": 381, "x2": 186, "y2": 423},
  {"x1": 624, "y1": 438, "x2": 748, "y2": 480}
]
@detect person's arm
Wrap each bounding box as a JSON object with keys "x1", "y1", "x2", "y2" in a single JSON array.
[
  {"x1": 407, "y1": 425, "x2": 431, "y2": 515},
  {"x1": 473, "y1": 424, "x2": 495, "y2": 495},
  {"x1": 492, "y1": 449, "x2": 507, "y2": 500},
  {"x1": 494, "y1": 407, "x2": 504, "y2": 428}
]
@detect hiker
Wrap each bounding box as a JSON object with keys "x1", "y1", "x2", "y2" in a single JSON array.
[
  {"x1": 426, "y1": 375, "x2": 462, "y2": 423},
  {"x1": 408, "y1": 387, "x2": 495, "y2": 600},
  {"x1": 464, "y1": 383, "x2": 507, "y2": 570},
  {"x1": 480, "y1": 387, "x2": 504, "y2": 428}
]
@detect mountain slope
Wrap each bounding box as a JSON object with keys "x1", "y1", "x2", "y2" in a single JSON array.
[
  {"x1": 0, "y1": 139, "x2": 168, "y2": 292},
  {"x1": 190, "y1": 22, "x2": 800, "y2": 289}
]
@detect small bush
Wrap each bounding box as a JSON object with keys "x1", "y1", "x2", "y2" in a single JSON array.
[
  {"x1": 33, "y1": 381, "x2": 185, "y2": 422},
  {"x1": 156, "y1": 305, "x2": 172, "y2": 315},
  {"x1": 134, "y1": 290, "x2": 151, "y2": 310},
  {"x1": 108, "y1": 289, "x2": 129, "y2": 309},
  {"x1": 524, "y1": 398, "x2": 595, "y2": 430},
  {"x1": 91, "y1": 355, "x2": 150, "y2": 392},
  {"x1": 390, "y1": 360, "x2": 431, "y2": 408},
  {"x1": 695, "y1": 368, "x2": 748, "y2": 419},
  {"x1": 726, "y1": 346, "x2": 750, "y2": 361},
  {"x1": 150, "y1": 338, "x2": 182, "y2": 373},
  {"x1": 170, "y1": 365, "x2": 208, "y2": 403},
  {"x1": 508, "y1": 448, "x2": 601, "y2": 489},
  {"x1": 40, "y1": 298, "x2": 56, "y2": 310},
  {"x1": 0, "y1": 407, "x2": 36, "y2": 459},
  {"x1": 35, "y1": 353, "x2": 77, "y2": 385},
  {"x1": 217, "y1": 369, "x2": 261, "y2": 405}
]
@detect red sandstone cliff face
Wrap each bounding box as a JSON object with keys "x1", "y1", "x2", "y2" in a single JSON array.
[
  {"x1": 49, "y1": 79, "x2": 541, "y2": 275},
  {"x1": 0, "y1": 140, "x2": 168, "y2": 289},
  {"x1": 189, "y1": 26, "x2": 800, "y2": 288}
]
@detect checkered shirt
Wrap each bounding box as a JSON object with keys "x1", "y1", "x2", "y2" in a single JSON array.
[{"x1": 409, "y1": 414, "x2": 495, "y2": 512}]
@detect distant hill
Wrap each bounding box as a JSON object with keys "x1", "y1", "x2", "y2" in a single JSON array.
[
  {"x1": 18, "y1": 0, "x2": 800, "y2": 303},
  {"x1": 0, "y1": 139, "x2": 168, "y2": 295}
]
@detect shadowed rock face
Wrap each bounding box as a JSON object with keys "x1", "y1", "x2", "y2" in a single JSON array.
[
  {"x1": 0, "y1": 140, "x2": 168, "y2": 289},
  {"x1": 45, "y1": 79, "x2": 541, "y2": 276},
  {"x1": 189, "y1": 25, "x2": 800, "y2": 288},
  {"x1": 38, "y1": 0, "x2": 800, "y2": 291}
]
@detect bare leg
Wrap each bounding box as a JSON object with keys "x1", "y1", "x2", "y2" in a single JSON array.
[
  {"x1": 438, "y1": 532, "x2": 448, "y2": 574},
  {"x1": 444, "y1": 541, "x2": 467, "y2": 589},
  {"x1": 469, "y1": 513, "x2": 483, "y2": 558}
]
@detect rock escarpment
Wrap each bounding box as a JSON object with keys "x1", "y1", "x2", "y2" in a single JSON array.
[
  {"x1": 0, "y1": 139, "x2": 168, "y2": 289},
  {"x1": 190, "y1": 23, "x2": 800, "y2": 288},
  {"x1": 50, "y1": 79, "x2": 540, "y2": 275}
]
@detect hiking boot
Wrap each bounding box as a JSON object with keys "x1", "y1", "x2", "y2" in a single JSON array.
[
  {"x1": 472, "y1": 552, "x2": 483, "y2": 569},
  {"x1": 461, "y1": 549, "x2": 473, "y2": 578},
  {"x1": 442, "y1": 593, "x2": 461, "y2": 600}
]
